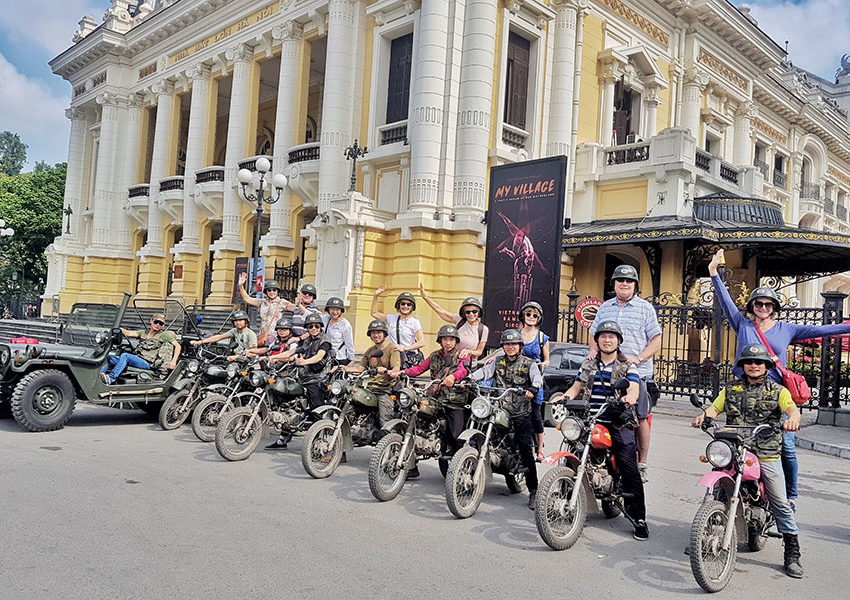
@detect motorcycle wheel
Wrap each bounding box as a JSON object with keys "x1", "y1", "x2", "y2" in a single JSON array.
[
  {"x1": 505, "y1": 472, "x2": 527, "y2": 494},
  {"x1": 368, "y1": 433, "x2": 407, "y2": 502},
  {"x1": 747, "y1": 524, "x2": 767, "y2": 552},
  {"x1": 301, "y1": 419, "x2": 343, "y2": 479},
  {"x1": 445, "y1": 446, "x2": 486, "y2": 519},
  {"x1": 689, "y1": 500, "x2": 737, "y2": 593},
  {"x1": 601, "y1": 499, "x2": 622, "y2": 519},
  {"x1": 190, "y1": 387, "x2": 246, "y2": 442},
  {"x1": 159, "y1": 389, "x2": 192, "y2": 431},
  {"x1": 214, "y1": 406, "x2": 264, "y2": 462},
  {"x1": 534, "y1": 466, "x2": 586, "y2": 550}
]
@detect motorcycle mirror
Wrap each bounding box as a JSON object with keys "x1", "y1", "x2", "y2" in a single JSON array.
[
  {"x1": 689, "y1": 394, "x2": 704, "y2": 409},
  {"x1": 612, "y1": 378, "x2": 630, "y2": 391}
]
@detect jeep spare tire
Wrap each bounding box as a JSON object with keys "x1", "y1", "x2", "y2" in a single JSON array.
[{"x1": 11, "y1": 370, "x2": 77, "y2": 432}]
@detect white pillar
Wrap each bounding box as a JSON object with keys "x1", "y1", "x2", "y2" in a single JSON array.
[
  {"x1": 62, "y1": 106, "x2": 90, "y2": 245},
  {"x1": 453, "y1": 0, "x2": 497, "y2": 216},
  {"x1": 547, "y1": 0, "x2": 579, "y2": 157},
  {"x1": 140, "y1": 80, "x2": 175, "y2": 258},
  {"x1": 89, "y1": 92, "x2": 121, "y2": 250},
  {"x1": 112, "y1": 94, "x2": 143, "y2": 252},
  {"x1": 681, "y1": 69, "x2": 708, "y2": 140},
  {"x1": 733, "y1": 101, "x2": 756, "y2": 167},
  {"x1": 643, "y1": 86, "x2": 661, "y2": 138},
  {"x1": 599, "y1": 69, "x2": 617, "y2": 145}
]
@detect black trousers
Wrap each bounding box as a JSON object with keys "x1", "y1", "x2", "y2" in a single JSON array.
[
  {"x1": 444, "y1": 406, "x2": 468, "y2": 454},
  {"x1": 611, "y1": 427, "x2": 646, "y2": 522},
  {"x1": 304, "y1": 382, "x2": 325, "y2": 410},
  {"x1": 512, "y1": 415, "x2": 538, "y2": 492}
]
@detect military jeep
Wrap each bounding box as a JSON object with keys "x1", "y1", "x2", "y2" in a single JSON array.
[{"x1": 0, "y1": 293, "x2": 210, "y2": 432}]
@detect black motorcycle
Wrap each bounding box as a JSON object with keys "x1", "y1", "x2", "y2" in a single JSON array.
[
  {"x1": 190, "y1": 357, "x2": 264, "y2": 442},
  {"x1": 158, "y1": 346, "x2": 229, "y2": 430}
]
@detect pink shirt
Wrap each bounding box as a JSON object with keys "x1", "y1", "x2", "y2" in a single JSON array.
[{"x1": 452, "y1": 315, "x2": 489, "y2": 352}]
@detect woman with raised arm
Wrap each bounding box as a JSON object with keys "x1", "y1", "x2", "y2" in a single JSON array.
[
  {"x1": 371, "y1": 286, "x2": 425, "y2": 368},
  {"x1": 419, "y1": 283, "x2": 489, "y2": 361},
  {"x1": 237, "y1": 271, "x2": 286, "y2": 347}
]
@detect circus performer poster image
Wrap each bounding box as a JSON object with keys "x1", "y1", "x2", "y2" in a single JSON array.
[{"x1": 483, "y1": 156, "x2": 567, "y2": 346}]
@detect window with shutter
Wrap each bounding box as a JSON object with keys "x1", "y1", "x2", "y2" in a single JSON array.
[
  {"x1": 386, "y1": 33, "x2": 413, "y2": 124},
  {"x1": 504, "y1": 32, "x2": 530, "y2": 129}
]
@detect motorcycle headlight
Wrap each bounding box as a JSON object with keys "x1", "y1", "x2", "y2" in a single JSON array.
[
  {"x1": 706, "y1": 440, "x2": 734, "y2": 469},
  {"x1": 95, "y1": 331, "x2": 105, "y2": 345},
  {"x1": 470, "y1": 397, "x2": 492, "y2": 419},
  {"x1": 226, "y1": 363, "x2": 238, "y2": 379},
  {"x1": 187, "y1": 359, "x2": 200, "y2": 374},
  {"x1": 560, "y1": 416, "x2": 583, "y2": 442},
  {"x1": 250, "y1": 372, "x2": 265, "y2": 387},
  {"x1": 398, "y1": 390, "x2": 414, "y2": 409},
  {"x1": 330, "y1": 380, "x2": 345, "y2": 396}
]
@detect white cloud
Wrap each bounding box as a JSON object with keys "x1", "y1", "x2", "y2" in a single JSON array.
[
  {"x1": 0, "y1": 52, "x2": 70, "y2": 168},
  {"x1": 0, "y1": 1, "x2": 105, "y2": 56},
  {"x1": 742, "y1": 0, "x2": 850, "y2": 80}
]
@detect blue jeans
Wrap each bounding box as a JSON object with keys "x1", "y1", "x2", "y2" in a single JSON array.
[
  {"x1": 759, "y1": 459, "x2": 797, "y2": 535},
  {"x1": 101, "y1": 354, "x2": 151, "y2": 383},
  {"x1": 781, "y1": 432, "x2": 798, "y2": 501}
]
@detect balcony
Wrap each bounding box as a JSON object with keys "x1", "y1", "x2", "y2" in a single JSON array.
[
  {"x1": 605, "y1": 141, "x2": 650, "y2": 166},
  {"x1": 838, "y1": 205, "x2": 847, "y2": 221},
  {"x1": 157, "y1": 176, "x2": 185, "y2": 222},
  {"x1": 825, "y1": 197, "x2": 835, "y2": 215},
  {"x1": 379, "y1": 121, "x2": 407, "y2": 146},
  {"x1": 695, "y1": 149, "x2": 711, "y2": 172},
  {"x1": 195, "y1": 166, "x2": 224, "y2": 184},
  {"x1": 801, "y1": 182, "x2": 821, "y2": 200},
  {"x1": 754, "y1": 158, "x2": 769, "y2": 180},
  {"x1": 773, "y1": 170, "x2": 787, "y2": 190},
  {"x1": 719, "y1": 162, "x2": 740, "y2": 185},
  {"x1": 501, "y1": 123, "x2": 528, "y2": 149},
  {"x1": 288, "y1": 143, "x2": 320, "y2": 164},
  {"x1": 125, "y1": 184, "x2": 149, "y2": 225},
  {"x1": 128, "y1": 184, "x2": 149, "y2": 199},
  {"x1": 287, "y1": 142, "x2": 320, "y2": 207},
  {"x1": 194, "y1": 166, "x2": 225, "y2": 218},
  {"x1": 238, "y1": 155, "x2": 273, "y2": 172}
]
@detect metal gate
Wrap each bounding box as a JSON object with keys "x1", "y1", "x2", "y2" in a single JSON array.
[{"x1": 273, "y1": 257, "x2": 301, "y2": 302}]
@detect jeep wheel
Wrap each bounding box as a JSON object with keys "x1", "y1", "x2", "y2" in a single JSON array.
[{"x1": 11, "y1": 370, "x2": 76, "y2": 432}]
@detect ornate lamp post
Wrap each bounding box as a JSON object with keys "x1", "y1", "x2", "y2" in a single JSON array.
[
  {"x1": 63, "y1": 205, "x2": 73, "y2": 234},
  {"x1": 344, "y1": 139, "x2": 368, "y2": 192},
  {"x1": 236, "y1": 158, "x2": 287, "y2": 296}
]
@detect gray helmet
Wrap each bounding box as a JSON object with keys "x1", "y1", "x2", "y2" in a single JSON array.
[
  {"x1": 300, "y1": 283, "x2": 317, "y2": 297},
  {"x1": 325, "y1": 297, "x2": 345, "y2": 313},
  {"x1": 500, "y1": 329, "x2": 523, "y2": 346},
  {"x1": 520, "y1": 301, "x2": 544, "y2": 326},
  {"x1": 594, "y1": 320, "x2": 623, "y2": 343},
  {"x1": 304, "y1": 313, "x2": 324, "y2": 328},
  {"x1": 746, "y1": 287, "x2": 781, "y2": 314},
  {"x1": 611, "y1": 264, "x2": 639, "y2": 283},
  {"x1": 275, "y1": 318, "x2": 293, "y2": 331},
  {"x1": 436, "y1": 324, "x2": 460, "y2": 343},
  {"x1": 232, "y1": 310, "x2": 249, "y2": 323},
  {"x1": 367, "y1": 319, "x2": 389, "y2": 335},
  {"x1": 394, "y1": 292, "x2": 416, "y2": 311},
  {"x1": 459, "y1": 296, "x2": 484, "y2": 319},
  {"x1": 736, "y1": 344, "x2": 773, "y2": 368},
  {"x1": 264, "y1": 279, "x2": 280, "y2": 292}
]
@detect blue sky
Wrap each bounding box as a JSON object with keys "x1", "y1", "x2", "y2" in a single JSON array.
[{"x1": 0, "y1": 1, "x2": 847, "y2": 172}]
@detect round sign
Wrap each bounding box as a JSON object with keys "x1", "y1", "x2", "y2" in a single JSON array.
[{"x1": 575, "y1": 298, "x2": 603, "y2": 328}]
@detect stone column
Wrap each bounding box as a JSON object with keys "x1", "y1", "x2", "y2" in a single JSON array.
[
  {"x1": 453, "y1": 0, "x2": 497, "y2": 219},
  {"x1": 114, "y1": 94, "x2": 143, "y2": 252},
  {"x1": 643, "y1": 86, "x2": 661, "y2": 138},
  {"x1": 733, "y1": 100, "x2": 756, "y2": 167},
  {"x1": 547, "y1": 0, "x2": 579, "y2": 157},
  {"x1": 89, "y1": 92, "x2": 121, "y2": 250},
  {"x1": 599, "y1": 67, "x2": 618, "y2": 145},
  {"x1": 62, "y1": 106, "x2": 90, "y2": 246},
  {"x1": 681, "y1": 69, "x2": 708, "y2": 139}
]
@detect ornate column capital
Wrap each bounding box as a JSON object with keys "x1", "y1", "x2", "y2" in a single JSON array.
[
  {"x1": 272, "y1": 20, "x2": 304, "y2": 41},
  {"x1": 151, "y1": 78, "x2": 175, "y2": 97},
  {"x1": 643, "y1": 86, "x2": 663, "y2": 106},
  {"x1": 185, "y1": 62, "x2": 212, "y2": 81},
  {"x1": 65, "y1": 106, "x2": 89, "y2": 121},
  {"x1": 125, "y1": 92, "x2": 145, "y2": 109},
  {"x1": 684, "y1": 67, "x2": 710, "y2": 90},
  {"x1": 225, "y1": 43, "x2": 254, "y2": 64},
  {"x1": 734, "y1": 100, "x2": 758, "y2": 120},
  {"x1": 96, "y1": 91, "x2": 122, "y2": 107},
  {"x1": 551, "y1": 0, "x2": 581, "y2": 10}
]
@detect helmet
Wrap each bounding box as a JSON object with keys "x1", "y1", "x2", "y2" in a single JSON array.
[
  {"x1": 263, "y1": 279, "x2": 280, "y2": 292},
  {"x1": 436, "y1": 325, "x2": 460, "y2": 343},
  {"x1": 611, "y1": 264, "x2": 639, "y2": 283},
  {"x1": 232, "y1": 310, "x2": 249, "y2": 323},
  {"x1": 594, "y1": 320, "x2": 623, "y2": 343},
  {"x1": 325, "y1": 297, "x2": 345, "y2": 313},
  {"x1": 736, "y1": 344, "x2": 773, "y2": 368},
  {"x1": 300, "y1": 283, "x2": 317, "y2": 297},
  {"x1": 459, "y1": 296, "x2": 484, "y2": 319},
  {"x1": 520, "y1": 301, "x2": 544, "y2": 326},
  {"x1": 367, "y1": 319, "x2": 389, "y2": 335},
  {"x1": 500, "y1": 329, "x2": 523, "y2": 346},
  {"x1": 746, "y1": 287, "x2": 781, "y2": 314},
  {"x1": 275, "y1": 318, "x2": 293, "y2": 330},
  {"x1": 394, "y1": 292, "x2": 416, "y2": 311},
  {"x1": 303, "y1": 313, "x2": 324, "y2": 328}
]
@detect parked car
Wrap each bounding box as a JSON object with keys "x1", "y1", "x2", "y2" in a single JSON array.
[{"x1": 541, "y1": 342, "x2": 588, "y2": 426}]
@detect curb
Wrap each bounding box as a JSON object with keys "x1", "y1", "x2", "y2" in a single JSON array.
[{"x1": 794, "y1": 432, "x2": 850, "y2": 460}]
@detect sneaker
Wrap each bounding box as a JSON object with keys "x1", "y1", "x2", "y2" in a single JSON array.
[
  {"x1": 406, "y1": 465, "x2": 420, "y2": 480},
  {"x1": 265, "y1": 438, "x2": 289, "y2": 450},
  {"x1": 633, "y1": 520, "x2": 649, "y2": 541},
  {"x1": 527, "y1": 490, "x2": 537, "y2": 510},
  {"x1": 638, "y1": 462, "x2": 648, "y2": 483},
  {"x1": 100, "y1": 372, "x2": 111, "y2": 385}
]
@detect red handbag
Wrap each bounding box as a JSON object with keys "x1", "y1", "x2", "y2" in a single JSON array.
[{"x1": 753, "y1": 326, "x2": 812, "y2": 406}]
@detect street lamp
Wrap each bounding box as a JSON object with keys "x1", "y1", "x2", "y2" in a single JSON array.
[
  {"x1": 0, "y1": 218, "x2": 14, "y2": 238},
  {"x1": 236, "y1": 157, "x2": 287, "y2": 296}
]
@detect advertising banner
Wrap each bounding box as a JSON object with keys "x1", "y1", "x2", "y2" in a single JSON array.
[
  {"x1": 232, "y1": 257, "x2": 266, "y2": 302},
  {"x1": 482, "y1": 156, "x2": 567, "y2": 346}
]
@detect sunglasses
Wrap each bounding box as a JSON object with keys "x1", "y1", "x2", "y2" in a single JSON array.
[
  {"x1": 524, "y1": 312, "x2": 539, "y2": 318},
  {"x1": 613, "y1": 278, "x2": 634, "y2": 283},
  {"x1": 306, "y1": 323, "x2": 322, "y2": 329},
  {"x1": 152, "y1": 320, "x2": 165, "y2": 326},
  {"x1": 398, "y1": 302, "x2": 413, "y2": 307},
  {"x1": 464, "y1": 309, "x2": 479, "y2": 315},
  {"x1": 752, "y1": 301, "x2": 774, "y2": 309},
  {"x1": 741, "y1": 359, "x2": 767, "y2": 366}
]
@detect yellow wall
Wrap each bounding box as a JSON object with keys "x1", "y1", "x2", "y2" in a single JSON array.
[
  {"x1": 577, "y1": 14, "x2": 604, "y2": 145},
  {"x1": 655, "y1": 58, "x2": 672, "y2": 132},
  {"x1": 595, "y1": 180, "x2": 647, "y2": 219}
]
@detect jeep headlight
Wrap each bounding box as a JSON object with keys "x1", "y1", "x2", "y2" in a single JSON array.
[
  {"x1": 707, "y1": 440, "x2": 734, "y2": 469},
  {"x1": 187, "y1": 359, "x2": 200, "y2": 374},
  {"x1": 560, "y1": 416, "x2": 583, "y2": 442},
  {"x1": 95, "y1": 331, "x2": 105, "y2": 344},
  {"x1": 470, "y1": 397, "x2": 492, "y2": 419},
  {"x1": 250, "y1": 372, "x2": 265, "y2": 387},
  {"x1": 226, "y1": 363, "x2": 239, "y2": 379},
  {"x1": 330, "y1": 379, "x2": 345, "y2": 396},
  {"x1": 398, "y1": 390, "x2": 414, "y2": 409}
]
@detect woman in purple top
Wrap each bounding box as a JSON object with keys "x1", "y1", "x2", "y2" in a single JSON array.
[{"x1": 709, "y1": 249, "x2": 850, "y2": 507}]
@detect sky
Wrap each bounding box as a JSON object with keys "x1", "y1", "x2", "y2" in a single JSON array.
[{"x1": 0, "y1": 0, "x2": 848, "y2": 172}]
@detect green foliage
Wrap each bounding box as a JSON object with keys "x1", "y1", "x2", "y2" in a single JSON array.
[
  {"x1": 0, "y1": 131, "x2": 28, "y2": 176},
  {"x1": 0, "y1": 162, "x2": 66, "y2": 294}
]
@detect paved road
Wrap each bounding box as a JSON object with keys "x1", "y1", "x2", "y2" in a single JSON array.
[{"x1": 0, "y1": 406, "x2": 846, "y2": 599}]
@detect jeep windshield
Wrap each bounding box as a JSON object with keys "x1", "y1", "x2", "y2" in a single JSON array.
[{"x1": 62, "y1": 303, "x2": 120, "y2": 346}]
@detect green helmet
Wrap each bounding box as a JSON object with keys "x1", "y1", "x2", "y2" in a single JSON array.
[
  {"x1": 325, "y1": 297, "x2": 345, "y2": 313},
  {"x1": 594, "y1": 320, "x2": 623, "y2": 343},
  {"x1": 459, "y1": 296, "x2": 484, "y2": 319},
  {"x1": 232, "y1": 310, "x2": 249, "y2": 323},
  {"x1": 394, "y1": 292, "x2": 416, "y2": 311},
  {"x1": 275, "y1": 318, "x2": 293, "y2": 330},
  {"x1": 367, "y1": 319, "x2": 389, "y2": 335},
  {"x1": 500, "y1": 329, "x2": 523, "y2": 346},
  {"x1": 303, "y1": 313, "x2": 324, "y2": 328},
  {"x1": 300, "y1": 283, "x2": 317, "y2": 297},
  {"x1": 264, "y1": 279, "x2": 280, "y2": 292},
  {"x1": 611, "y1": 264, "x2": 639, "y2": 283},
  {"x1": 746, "y1": 287, "x2": 781, "y2": 314},
  {"x1": 520, "y1": 301, "x2": 544, "y2": 326},
  {"x1": 436, "y1": 325, "x2": 460, "y2": 343},
  {"x1": 736, "y1": 344, "x2": 773, "y2": 368}
]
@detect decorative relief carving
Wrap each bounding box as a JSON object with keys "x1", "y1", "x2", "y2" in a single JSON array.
[
  {"x1": 698, "y1": 49, "x2": 748, "y2": 92},
  {"x1": 828, "y1": 165, "x2": 850, "y2": 188},
  {"x1": 65, "y1": 107, "x2": 88, "y2": 121},
  {"x1": 73, "y1": 84, "x2": 87, "y2": 98},
  {"x1": 186, "y1": 62, "x2": 211, "y2": 81},
  {"x1": 272, "y1": 20, "x2": 304, "y2": 41},
  {"x1": 91, "y1": 72, "x2": 107, "y2": 88},
  {"x1": 151, "y1": 79, "x2": 175, "y2": 96},
  {"x1": 752, "y1": 118, "x2": 788, "y2": 145},
  {"x1": 599, "y1": 0, "x2": 668, "y2": 45},
  {"x1": 354, "y1": 227, "x2": 365, "y2": 288},
  {"x1": 225, "y1": 43, "x2": 254, "y2": 64},
  {"x1": 138, "y1": 62, "x2": 157, "y2": 80}
]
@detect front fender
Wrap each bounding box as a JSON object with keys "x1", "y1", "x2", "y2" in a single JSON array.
[
  {"x1": 697, "y1": 471, "x2": 735, "y2": 491},
  {"x1": 311, "y1": 404, "x2": 341, "y2": 419},
  {"x1": 381, "y1": 418, "x2": 407, "y2": 435},
  {"x1": 172, "y1": 377, "x2": 193, "y2": 391},
  {"x1": 540, "y1": 451, "x2": 580, "y2": 469},
  {"x1": 457, "y1": 428, "x2": 486, "y2": 446}
]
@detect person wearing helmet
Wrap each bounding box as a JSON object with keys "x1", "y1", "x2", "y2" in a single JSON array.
[
  {"x1": 555, "y1": 320, "x2": 647, "y2": 540},
  {"x1": 344, "y1": 319, "x2": 401, "y2": 426},
  {"x1": 191, "y1": 309, "x2": 257, "y2": 361},
  {"x1": 255, "y1": 318, "x2": 299, "y2": 361},
  {"x1": 322, "y1": 297, "x2": 355, "y2": 366},
  {"x1": 709, "y1": 249, "x2": 850, "y2": 509},
  {"x1": 419, "y1": 284, "x2": 489, "y2": 360},
  {"x1": 100, "y1": 313, "x2": 182, "y2": 384},
  {"x1": 237, "y1": 272, "x2": 286, "y2": 347},
  {"x1": 276, "y1": 282, "x2": 320, "y2": 336},
  {"x1": 370, "y1": 286, "x2": 425, "y2": 368},
  {"x1": 589, "y1": 264, "x2": 661, "y2": 482},
  {"x1": 470, "y1": 329, "x2": 543, "y2": 510},
  {"x1": 391, "y1": 324, "x2": 472, "y2": 456},
  {"x1": 517, "y1": 301, "x2": 551, "y2": 460},
  {"x1": 693, "y1": 343, "x2": 803, "y2": 578}
]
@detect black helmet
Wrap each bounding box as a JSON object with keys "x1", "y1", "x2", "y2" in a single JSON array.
[
  {"x1": 745, "y1": 287, "x2": 781, "y2": 314},
  {"x1": 394, "y1": 292, "x2": 416, "y2": 311},
  {"x1": 736, "y1": 344, "x2": 773, "y2": 368},
  {"x1": 459, "y1": 296, "x2": 484, "y2": 319},
  {"x1": 594, "y1": 320, "x2": 623, "y2": 343},
  {"x1": 500, "y1": 329, "x2": 523, "y2": 345},
  {"x1": 325, "y1": 297, "x2": 345, "y2": 313},
  {"x1": 367, "y1": 319, "x2": 389, "y2": 335},
  {"x1": 436, "y1": 325, "x2": 460, "y2": 343},
  {"x1": 264, "y1": 279, "x2": 280, "y2": 292},
  {"x1": 300, "y1": 283, "x2": 317, "y2": 297},
  {"x1": 232, "y1": 310, "x2": 249, "y2": 323},
  {"x1": 304, "y1": 313, "x2": 324, "y2": 328},
  {"x1": 520, "y1": 301, "x2": 544, "y2": 326},
  {"x1": 275, "y1": 318, "x2": 293, "y2": 330},
  {"x1": 611, "y1": 264, "x2": 639, "y2": 283}
]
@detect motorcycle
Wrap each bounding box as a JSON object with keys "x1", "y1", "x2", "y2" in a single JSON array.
[
  {"x1": 190, "y1": 358, "x2": 264, "y2": 442},
  {"x1": 158, "y1": 346, "x2": 229, "y2": 430},
  {"x1": 367, "y1": 376, "x2": 449, "y2": 502},
  {"x1": 534, "y1": 379, "x2": 635, "y2": 550},
  {"x1": 687, "y1": 395, "x2": 781, "y2": 593},
  {"x1": 443, "y1": 384, "x2": 528, "y2": 519}
]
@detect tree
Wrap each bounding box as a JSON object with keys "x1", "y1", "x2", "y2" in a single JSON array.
[{"x1": 0, "y1": 131, "x2": 28, "y2": 176}]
